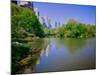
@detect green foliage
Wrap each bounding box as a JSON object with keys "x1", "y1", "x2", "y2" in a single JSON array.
[
  {"x1": 11, "y1": 3, "x2": 45, "y2": 74},
  {"x1": 11, "y1": 3, "x2": 45, "y2": 38},
  {"x1": 51, "y1": 19, "x2": 96, "y2": 38},
  {"x1": 57, "y1": 26, "x2": 66, "y2": 37},
  {"x1": 67, "y1": 19, "x2": 77, "y2": 26},
  {"x1": 11, "y1": 42, "x2": 31, "y2": 74}
]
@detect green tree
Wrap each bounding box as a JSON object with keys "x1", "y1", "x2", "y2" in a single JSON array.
[{"x1": 11, "y1": 3, "x2": 45, "y2": 38}]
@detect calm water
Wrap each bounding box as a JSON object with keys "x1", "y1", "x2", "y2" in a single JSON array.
[
  {"x1": 33, "y1": 38, "x2": 96, "y2": 73},
  {"x1": 17, "y1": 38, "x2": 96, "y2": 74}
]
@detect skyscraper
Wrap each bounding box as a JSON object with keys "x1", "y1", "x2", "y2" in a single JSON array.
[
  {"x1": 41, "y1": 17, "x2": 47, "y2": 28},
  {"x1": 55, "y1": 21, "x2": 57, "y2": 28},
  {"x1": 34, "y1": 8, "x2": 40, "y2": 17},
  {"x1": 47, "y1": 17, "x2": 52, "y2": 28}
]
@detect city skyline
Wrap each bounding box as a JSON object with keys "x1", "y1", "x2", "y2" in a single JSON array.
[{"x1": 33, "y1": 2, "x2": 96, "y2": 28}]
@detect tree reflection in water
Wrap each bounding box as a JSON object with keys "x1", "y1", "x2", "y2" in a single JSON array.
[
  {"x1": 56, "y1": 38, "x2": 87, "y2": 54},
  {"x1": 12, "y1": 38, "x2": 49, "y2": 74}
]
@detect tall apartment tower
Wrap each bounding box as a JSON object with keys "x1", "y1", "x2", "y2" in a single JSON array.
[{"x1": 34, "y1": 8, "x2": 40, "y2": 17}]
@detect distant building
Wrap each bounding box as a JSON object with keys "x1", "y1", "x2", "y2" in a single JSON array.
[
  {"x1": 47, "y1": 17, "x2": 52, "y2": 28},
  {"x1": 17, "y1": 1, "x2": 34, "y2": 11},
  {"x1": 58, "y1": 22, "x2": 61, "y2": 27},
  {"x1": 34, "y1": 8, "x2": 40, "y2": 17},
  {"x1": 40, "y1": 16, "x2": 52, "y2": 28},
  {"x1": 41, "y1": 17, "x2": 47, "y2": 28},
  {"x1": 55, "y1": 21, "x2": 58, "y2": 28}
]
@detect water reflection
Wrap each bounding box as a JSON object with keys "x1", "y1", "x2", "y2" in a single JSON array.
[
  {"x1": 55, "y1": 38, "x2": 87, "y2": 54},
  {"x1": 35, "y1": 38, "x2": 96, "y2": 73},
  {"x1": 12, "y1": 38, "x2": 49, "y2": 74},
  {"x1": 12, "y1": 38, "x2": 96, "y2": 74}
]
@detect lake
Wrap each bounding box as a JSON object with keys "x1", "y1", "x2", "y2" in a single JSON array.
[
  {"x1": 15, "y1": 38, "x2": 96, "y2": 74},
  {"x1": 33, "y1": 38, "x2": 96, "y2": 73}
]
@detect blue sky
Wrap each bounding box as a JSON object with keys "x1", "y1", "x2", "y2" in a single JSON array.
[{"x1": 33, "y1": 2, "x2": 96, "y2": 28}]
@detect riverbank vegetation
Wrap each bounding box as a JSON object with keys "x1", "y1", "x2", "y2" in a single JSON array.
[{"x1": 11, "y1": 3, "x2": 45, "y2": 74}]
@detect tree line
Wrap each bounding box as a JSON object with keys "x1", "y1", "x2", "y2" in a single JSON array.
[{"x1": 50, "y1": 19, "x2": 96, "y2": 38}]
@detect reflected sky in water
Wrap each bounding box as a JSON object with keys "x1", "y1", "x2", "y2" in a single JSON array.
[{"x1": 35, "y1": 38, "x2": 96, "y2": 72}]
